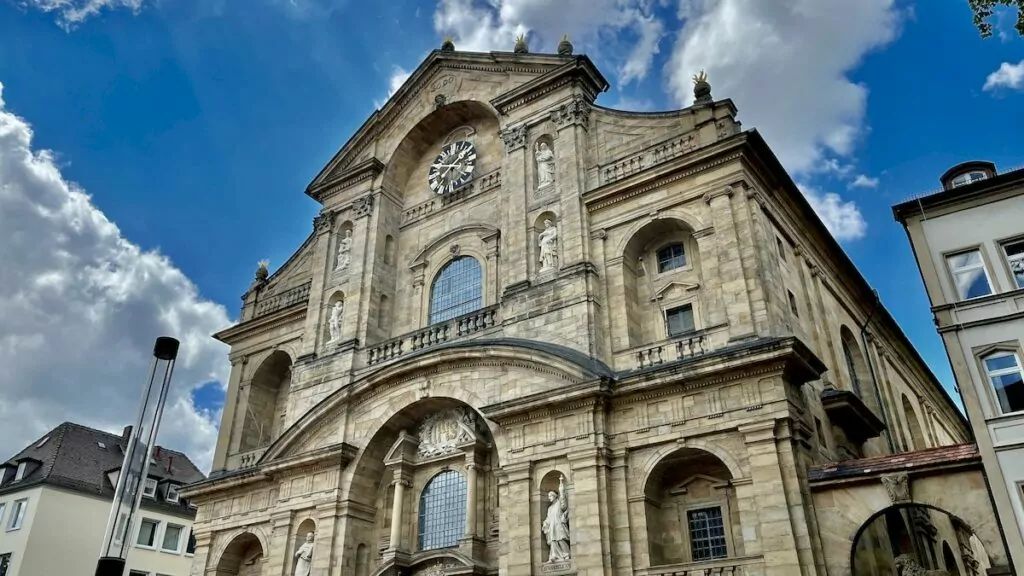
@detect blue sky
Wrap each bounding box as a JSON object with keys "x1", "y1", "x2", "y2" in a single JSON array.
[{"x1": 0, "y1": 0, "x2": 1021, "y2": 469}]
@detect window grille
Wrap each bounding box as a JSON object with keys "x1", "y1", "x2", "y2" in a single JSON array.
[
  {"x1": 687, "y1": 506, "x2": 727, "y2": 561},
  {"x1": 429, "y1": 257, "x2": 483, "y2": 324},
  {"x1": 418, "y1": 469, "x2": 467, "y2": 550}
]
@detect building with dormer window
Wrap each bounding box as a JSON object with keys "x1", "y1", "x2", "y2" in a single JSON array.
[
  {"x1": 179, "y1": 42, "x2": 1015, "y2": 576},
  {"x1": 0, "y1": 422, "x2": 205, "y2": 576}
]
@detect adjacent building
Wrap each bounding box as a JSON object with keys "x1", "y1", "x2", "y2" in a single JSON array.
[
  {"x1": 0, "y1": 422, "x2": 205, "y2": 576},
  {"x1": 179, "y1": 41, "x2": 1013, "y2": 576},
  {"x1": 894, "y1": 160, "x2": 1024, "y2": 571}
]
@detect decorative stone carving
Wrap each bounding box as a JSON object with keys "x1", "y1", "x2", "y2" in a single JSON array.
[
  {"x1": 535, "y1": 141, "x2": 556, "y2": 189},
  {"x1": 293, "y1": 532, "x2": 315, "y2": 576},
  {"x1": 434, "y1": 93, "x2": 447, "y2": 108},
  {"x1": 542, "y1": 475, "x2": 571, "y2": 563},
  {"x1": 538, "y1": 219, "x2": 559, "y2": 272},
  {"x1": 550, "y1": 96, "x2": 590, "y2": 129},
  {"x1": 894, "y1": 554, "x2": 950, "y2": 576},
  {"x1": 500, "y1": 125, "x2": 527, "y2": 153},
  {"x1": 335, "y1": 229, "x2": 353, "y2": 271},
  {"x1": 353, "y1": 193, "x2": 375, "y2": 218},
  {"x1": 313, "y1": 212, "x2": 334, "y2": 233},
  {"x1": 417, "y1": 408, "x2": 476, "y2": 458},
  {"x1": 881, "y1": 473, "x2": 911, "y2": 504},
  {"x1": 327, "y1": 301, "x2": 343, "y2": 344}
]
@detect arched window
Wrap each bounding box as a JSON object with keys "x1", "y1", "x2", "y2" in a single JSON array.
[
  {"x1": 656, "y1": 243, "x2": 687, "y2": 273},
  {"x1": 429, "y1": 256, "x2": 483, "y2": 324},
  {"x1": 418, "y1": 469, "x2": 467, "y2": 550},
  {"x1": 842, "y1": 341, "x2": 862, "y2": 397}
]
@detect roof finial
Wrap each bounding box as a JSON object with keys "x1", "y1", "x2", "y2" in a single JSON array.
[
  {"x1": 514, "y1": 33, "x2": 529, "y2": 54},
  {"x1": 692, "y1": 69, "x2": 712, "y2": 105},
  {"x1": 255, "y1": 259, "x2": 270, "y2": 282},
  {"x1": 441, "y1": 35, "x2": 455, "y2": 52},
  {"x1": 557, "y1": 34, "x2": 574, "y2": 56}
]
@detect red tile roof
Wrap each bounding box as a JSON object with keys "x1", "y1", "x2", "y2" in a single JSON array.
[{"x1": 808, "y1": 443, "x2": 979, "y2": 483}]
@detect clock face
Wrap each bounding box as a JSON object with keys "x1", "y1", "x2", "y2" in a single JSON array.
[{"x1": 428, "y1": 140, "x2": 477, "y2": 195}]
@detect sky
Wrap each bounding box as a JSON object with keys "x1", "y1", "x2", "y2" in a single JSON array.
[{"x1": 0, "y1": 0, "x2": 1021, "y2": 473}]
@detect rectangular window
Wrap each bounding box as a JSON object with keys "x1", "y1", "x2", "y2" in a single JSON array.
[
  {"x1": 162, "y1": 524, "x2": 184, "y2": 552},
  {"x1": 814, "y1": 417, "x2": 827, "y2": 446},
  {"x1": 984, "y1": 353, "x2": 1024, "y2": 414},
  {"x1": 142, "y1": 478, "x2": 158, "y2": 498},
  {"x1": 7, "y1": 500, "x2": 27, "y2": 531},
  {"x1": 129, "y1": 571, "x2": 149, "y2": 576},
  {"x1": 777, "y1": 237, "x2": 787, "y2": 262},
  {"x1": 186, "y1": 529, "x2": 197, "y2": 555},
  {"x1": 946, "y1": 250, "x2": 992, "y2": 300},
  {"x1": 657, "y1": 243, "x2": 688, "y2": 273},
  {"x1": 166, "y1": 484, "x2": 180, "y2": 503},
  {"x1": 0, "y1": 553, "x2": 10, "y2": 576},
  {"x1": 137, "y1": 518, "x2": 158, "y2": 547},
  {"x1": 666, "y1": 305, "x2": 696, "y2": 337},
  {"x1": 14, "y1": 462, "x2": 26, "y2": 482},
  {"x1": 788, "y1": 290, "x2": 799, "y2": 317},
  {"x1": 1003, "y1": 239, "x2": 1024, "y2": 289},
  {"x1": 0, "y1": 503, "x2": 5, "y2": 526},
  {"x1": 687, "y1": 506, "x2": 728, "y2": 561}
]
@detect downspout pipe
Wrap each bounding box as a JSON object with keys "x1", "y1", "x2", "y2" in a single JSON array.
[{"x1": 860, "y1": 289, "x2": 896, "y2": 453}]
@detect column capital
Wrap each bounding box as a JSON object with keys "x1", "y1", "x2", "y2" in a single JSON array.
[
  {"x1": 703, "y1": 185, "x2": 736, "y2": 205},
  {"x1": 499, "y1": 124, "x2": 528, "y2": 153}
]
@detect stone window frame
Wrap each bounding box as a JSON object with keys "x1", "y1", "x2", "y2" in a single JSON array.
[
  {"x1": 973, "y1": 341, "x2": 1024, "y2": 417},
  {"x1": 409, "y1": 225, "x2": 500, "y2": 328},
  {"x1": 655, "y1": 242, "x2": 688, "y2": 274},
  {"x1": 659, "y1": 295, "x2": 702, "y2": 341},
  {"x1": 665, "y1": 303, "x2": 696, "y2": 338},
  {"x1": 995, "y1": 234, "x2": 1024, "y2": 290},
  {"x1": 416, "y1": 467, "x2": 468, "y2": 551},
  {"x1": 942, "y1": 244, "x2": 996, "y2": 302},
  {"x1": 427, "y1": 256, "x2": 485, "y2": 325},
  {"x1": 666, "y1": 476, "x2": 737, "y2": 564}
]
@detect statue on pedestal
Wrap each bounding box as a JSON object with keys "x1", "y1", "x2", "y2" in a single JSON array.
[
  {"x1": 538, "y1": 219, "x2": 559, "y2": 272},
  {"x1": 535, "y1": 141, "x2": 555, "y2": 189},
  {"x1": 327, "y1": 301, "x2": 343, "y2": 343},
  {"x1": 335, "y1": 229, "x2": 353, "y2": 271},
  {"x1": 294, "y1": 532, "x2": 315, "y2": 576},
  {"x1": 542, "y1": 475, "x2": 571, "y2": 563}
]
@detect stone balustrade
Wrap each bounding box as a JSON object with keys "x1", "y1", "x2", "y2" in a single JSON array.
[
  {"x1": 637, "y1": 555, "x2": 764, "y2": 576},
  {"x1": 599, "y1": 132, "x2": 701, "y2": 186},
  {"x1": 401, "y1": 168, "x2": 502, "y2": 227},
  {"x1": 633, "y1": 329, "x2": 712, "y2": 369},
  {"x1": 366, "y1": 305, "x2": 500, "y2": 366},
  {"x1": 253, "y1": 281, "x2": 311, "y2": 319}
]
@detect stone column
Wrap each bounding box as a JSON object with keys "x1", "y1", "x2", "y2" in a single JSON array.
[
  {"x1": 499, "y1": 462, "x2": 533, "y2": 576},
  {"x1": 465, "y1": 463, "x2": 478, "y2": 538},
  {"x1": 214, "y1": 355, "x2": 247, "y2": 471},
  {"x1": 704, "y1": 186, "x2": 756, "y2": 341},
  {"x1": 189, "y1": 531, "x2": 214, "y2": 576},
  {"x1": 568, "y1": 449, "x2": 613, "y2": 576},
  {"x1": 314, "y1": 501, "x2": 340, "y2": 576},
  {"x1": 499, "y1": 125, "x2": 530, "y2": 294},
  {"x1": 387, "y1": 468, "x2": 410, "y2": 554},
  {"x1": 739, "y1": 421, "x2": 802, "y2": 576},
  {"x1": 268, "y1": 510, "x2": 296, "y2": 576},
  {"x1": 808, "y1": 265, "x2": 842, "y2": 386}
]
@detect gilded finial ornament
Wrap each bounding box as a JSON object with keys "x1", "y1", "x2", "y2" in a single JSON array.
[
  {"x1": 441, "y1": 35, "x2": 455, "y2": 51},
  {"x1": 557, "y1": 34, "x2": 574, "y2": 56},
  {"x1": 255, "y1": 259, "x2": 270, "y2": 281},
  {"x1": 692, "y1": 70, "x2": 708, "y2": 86},
  {"x1": 692, "y1": 69, "x2": 713, "y2": 105},
  {"x1": 514, "y1": 32, "x2": 529, "y2": 54}
]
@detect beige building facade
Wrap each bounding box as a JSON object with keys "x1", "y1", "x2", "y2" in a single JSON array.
[
  {"x1": 0, "y1": 422, "x2": 204, "y2": 576},
  {"x1": 894, "y1": 161, "x2": 1024, "y2": 572},
  {"x1": 181, "y1": 43, "x2": 1011, "y2": 576}
]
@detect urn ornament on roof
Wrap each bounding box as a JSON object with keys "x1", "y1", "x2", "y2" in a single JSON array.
[
  {"x1": 514, "y1": 33, "x2": 529, "y2": 53},
  {"x1": 441, "y1": 35, "x2": 455, "y2": 52},
  {"x1": 557, "y1": 35, "x2": 573, "y2": 56}
]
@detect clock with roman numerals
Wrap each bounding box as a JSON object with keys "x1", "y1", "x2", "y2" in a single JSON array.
[{"x1": 428, "y1": 140, "x2": 477, "y2": 195}]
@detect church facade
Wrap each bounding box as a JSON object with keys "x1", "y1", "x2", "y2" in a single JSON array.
[{"x1": 180, "y1": 41, "x2": 1000, "y2": 576}]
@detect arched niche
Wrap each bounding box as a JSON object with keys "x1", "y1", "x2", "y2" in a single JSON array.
[
  {"x1": 344, "y1": 397, "x2": 500, "y2": 571},
  {"x1": 621, "y1": 218, "x2": 704, "y2": 349},
  {"x1": 215, "y1": 532, "x2": 265, "y2": 576},
  {"x1": 902, "y1": 395, "x2": 927, "y2": 451},
  {"x1": 381, "y1": 100, "x2": 501, "y2": 208},
  {"x1": 355, "y1": 542, "x2": 370, "y2": 576},
  {"x1": 532, "y1": 211, "x2": 559, "y2": 276},
  {"x1": 642, "y1": 447, "x2": 742, "y2": 567},
  {"x1": 324, "y1": 291, "x2": 346, "y2": 347},
  {"x1": 532, "y1": 134, "x2": 556, "y2": 193},
  {"x1": 241, "y1": 350, "x2": 292, "y2": 452},
  {"x1": 383, "y1": 234, "x2": 396, "y2": 266},
  {"x1": 334, "y1": 220, "x2": 355, "y2": 274},
  {"x1": 851, "y1": 504, "x2": 991, "y2": 576},
  {"x1": 292, "y1": 518, "x2": 317, "y2": 574},
  {"x1": 538, "y1": 470, "x2": 571, "y2": 564}
]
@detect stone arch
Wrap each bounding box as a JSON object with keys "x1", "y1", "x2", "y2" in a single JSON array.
[
  {"x1": 240, "y1": 350, "x2": 293, "y2": 453},
  {"x1": 640, "y1": 446, "x2": 744, "y2": 566},
  {"x1": 613, "y1": 210, "x2": 707, "y2": 258},
  {"x1": 409, "y1": 223, "x2": 500, "y2": 268},
  {"x1": 902, "y1": 394, "x2": 927, "y2": 451},
  {"x1": 638, "y1": 439, "x2": 746, "y2": 492},
  {"x1": 210, "y1": 529, "x2": 271, "y2": 576}
]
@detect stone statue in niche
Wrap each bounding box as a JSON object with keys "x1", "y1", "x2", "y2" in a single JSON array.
[
  {"x1": 327, "y1": 301, "x2": 343, "y2": 343},
  {"x1": 418, "y1": 408, "x2": 476, "y2": 458},
  {"x1": 542, "y1": 475, "x2": 571, "y2": 563},
  {"x1": 335, "y1": 229, "x2": 353, "y2": 271},
  {"x1": 294, "y1": 532, "x2": 315, "y2": 576},
  {"x1": 538, "y1": 219, "x2": 559, "y2": 272},
  {"x1": 535, "y1": 141, "x2": 555, "y2": 189}
]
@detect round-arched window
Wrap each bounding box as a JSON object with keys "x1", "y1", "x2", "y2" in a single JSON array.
[
  {"x1": 429, "y1": 256, "x2": 483, "y2": 324},
  {"x1": 418, "y1": 469, "x2": 467, "y2": 550}
]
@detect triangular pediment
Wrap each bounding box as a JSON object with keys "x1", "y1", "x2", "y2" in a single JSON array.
[
  {"x1": 667, "y1": 473, "x2": 728, "y2": 495},
  {"x1": 305, "y1": 49, "x2": 608, "y2": 200},
  {"x1": 652, "y1": 280, "x2": 701, "y2": 301},
  {"x1": 383, "y1": 431, "x2": 420, "y2": 465}
]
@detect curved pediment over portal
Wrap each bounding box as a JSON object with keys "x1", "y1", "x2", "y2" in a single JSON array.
[{"x1": 261, "y1": 338, "x2": 614, "y2": 463}]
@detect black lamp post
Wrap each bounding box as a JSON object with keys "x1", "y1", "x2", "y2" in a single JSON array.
[{"x1": 95, "y1": 337, "x2": 180, "y2": 576}]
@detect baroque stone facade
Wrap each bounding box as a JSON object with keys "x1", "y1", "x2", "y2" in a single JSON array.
[{"x1": 180, "y1": 47, "x2": 992, "y2": 576}]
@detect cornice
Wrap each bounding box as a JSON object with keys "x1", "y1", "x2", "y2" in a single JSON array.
[
  {"x1": 307, "y1": 157, "x2": 385, "y2": 203},
  {"x1": 490, "y1": 56, "x2": 608, "y2": 115},
  {"x1": 214, "y1": 304, "x2": 308, "y2": 346},
  {"x1": 479, "y1": 379, "x2": 611, "y2": 424}
]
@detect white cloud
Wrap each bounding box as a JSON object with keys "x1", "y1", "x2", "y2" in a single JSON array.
[
  {"x1": 983, "y1": 60, "x2": 1024, "y2": 92},
  {"x1": 0, "y1": 81, "x2": 232, "y2": 472},
  {"x1": 798, "y1": 183, "x2": 868, "y2": 241},
  {"x1": 850, "y1": 174, "x2": 880, "y2": 188},
  {"x1": 18, "y1": 0, "x2": 145, "y2": 28},
  {"x1": 375, "y1": 66, "x2": 413, "y2": 109}
]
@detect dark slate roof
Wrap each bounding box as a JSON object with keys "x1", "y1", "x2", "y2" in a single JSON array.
[
  {"x1": 808, "y1": 443, "x2": 980, "y2": 483},
  {"x1": 0, "y1": 422, "x2": 205, "y2": 516}
]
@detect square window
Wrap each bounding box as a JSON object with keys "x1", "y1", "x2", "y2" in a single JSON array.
[
  {"x1": 656, "y1": 243, "x2": 687, "y2": 273},
  {"x1": 946, "y1": 250, "x2": 992, "y2": 300},
  {"x1": 7, "y1": 500, "x2": 27, "y2": 531},
  {"x1": 666, "y1": 305, "x2": 696, "y2": 337},
  {"x1": 984, "y1": 353, "x2": 1024, "y2": 414},
  {"x1": 166, "y1": 484, "x2": 180, "y2": 503},
  {"x1": 788, "y1": 290, "x2": 799, "y2": 317},
  {"x1": 162, "y1": 524, "x2": 184, "y2": 552},
  {"x1": 1003, "y1": 240, "x2": 1024, "y2": 289},
  {"x1": 777, "y1": 237, "x2": 787, "y2": 262},
  {"x1": 142, "y1": 478, "x2": 158, "y2": 498},
  {"x1": 137, "y1": 518, "x2": 158, "y2": 547},
  {"x1": 687, "y1": 506, "x2": 728, "y2": 561}
]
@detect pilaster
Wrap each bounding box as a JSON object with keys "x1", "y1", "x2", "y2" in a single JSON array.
[
  {"x1": 214, "y1": 356, "x2": 248, "y2": 471},
  {"x1": 607, "y1": 451, "x2": 634, "y2": 573},
  {"x1": 551, "y1": 100, "x2": 589, "y2": 268},
  {"x1": 189, "y1": 531, "x2": 214, "y2": 576},
  {"x1": 314, "y1": 501, "x2": 341, "y2": 576},
  {"x1": 499, "y1": 462, "x2": 533, "y2": 576},
  {"x1": 704, "y1": 186, "x2": 755, "y2": 340},
  {"x1": 500, "y1": 125, "x2": 530, "y2": 294},
  {"x1": 268, "y1": 509, "x2": 296, "y2": 576},
  {"x1": 567, "y1": 449, "x2": 612, "y2": 576},
  {"x1": 300, "y1": 211, "x2": 337, "y2": 357}
]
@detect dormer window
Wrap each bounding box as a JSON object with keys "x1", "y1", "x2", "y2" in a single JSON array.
[
  {"x1": 14, "y1": 462, "x2": 27, "y2": 482},
  {"x1": 950, "y1": 171, "x2": 987, "y2": 188},
  {"x1": 166, "y1": 484, "x2": 180, "y2": 503},
  {"x1": 143, "y1": 477, "x2": 158, "y2": 498},
  {"x1": 657, "y1": 243, "x2": 687, "y2": 273}
]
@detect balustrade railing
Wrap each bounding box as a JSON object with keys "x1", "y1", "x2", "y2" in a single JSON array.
[
  {"x1": 637, "y1": 555, "x2": 763, "y2": 576},
  {"x1": 366, "y1": 305, "x2": 500, "y2": 366},
  {"x1": 253, "y1": 281, "x2": 311, "y2": 318},
  {"x1": 600, "y1": 132, "x2": 701, "y2": 185},
  {"x1": 401, "y1": 168, "x2": 502, "y2": 226},
  {"x1": 635, "y1": 330, "x2": 709, "y2": 369}
]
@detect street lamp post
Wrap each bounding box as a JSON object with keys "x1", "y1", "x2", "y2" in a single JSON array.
[{"x1": 94, "y1": 336, "x2": 180, "y2": 576}]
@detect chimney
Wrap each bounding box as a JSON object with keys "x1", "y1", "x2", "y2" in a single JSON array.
[
  {"x1": 167, "y1": 455, "x2": 173, "y2": 474},
  {"x1": 121, "y1": 425, "x2": 132, "y2": 448},
  {"x1": 156, "y1": 446, "x2": 162, "y2": 459}
]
